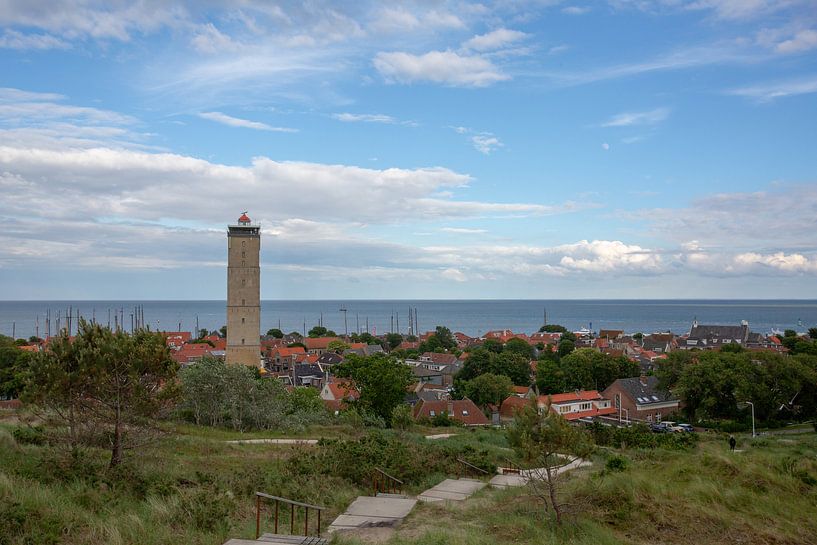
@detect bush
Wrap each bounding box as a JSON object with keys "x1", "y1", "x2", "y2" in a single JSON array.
[
  {"x1": 588, "y1": 422, "x2": 697, "y2": 450},
  {"x1": 605, "y1": 455, "x2": 628, "y2": 473},
  {"x1": 391, "y1": 404, "x2": 414, "y2": 430},
  {"x1": 12, "y1": 425, "x2": 46, "y2": 446},
  {"x1": 173, "y1": 485, "x2": 237, "y2": 532}
]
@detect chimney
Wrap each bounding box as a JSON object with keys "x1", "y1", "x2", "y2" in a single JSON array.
[{"x1": 639, "y1": 373, "x2": 648, "y2": 386}]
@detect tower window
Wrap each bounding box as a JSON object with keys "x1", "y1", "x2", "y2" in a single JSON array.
[
  {"x1": 242, "y1": 299, "x2": 245, "y2": 305},
  {"x1": 242, "y1": 240, "x2": 245, "y2": 247},
  {"x1": 242, "y1": 317, "x2": 245, "y2": 324},
  {"x1": 242, "y1": 261, "x2": 245, "y2": 267},
  {"x1": 242, "y1": 338, "x2": 245, "y2": 345},
  {"x1": 242, "y1": 251, "x2": 245, "y2": 258}
]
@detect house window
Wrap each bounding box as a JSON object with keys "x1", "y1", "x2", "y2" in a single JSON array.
[
  {"x1": 560, "y1": 406, "x2": 570, "y2": 413},
  {"x1": 429, "y1": 410, "x2": 436, "y2": 417},
  {"x1": 580, "y1": 403, "x2": 591, "y2": 411},
  {"x1": 462, "y1": 410, "x2": 469, "y2": 416},
  {"x1": 647, "y1": 415, "x2": 653, "y2": 422},
  {"x1": 656, "y1": 413, "x2": 661, "y2": 422}
]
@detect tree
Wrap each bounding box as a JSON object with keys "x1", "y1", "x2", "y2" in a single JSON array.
[
  {"x1": 0, "y1": 345, "x2": 29, "y2": 399},
  {"x1": 464, "y1": 373, "x2": 513, "y2": 411},
  {"x1": 505, "y1": 338, "x2": 534, "y2": 359},
  {"x1": 266, "y1": 328, "x2": 284, "y2": 338},
  {"x1": 557, "y1": 339, "x2": 575, "y2": 358},
  {"x1": 539, "y1": 324, "x2": 568, "y2": 334},
  {"x1": 308, "y1": 326, "x2": 328, "y2": 338},
  {"x1": 198, "y1": 328, "x2": 209, "y2": 339},
  {"x1": 719, "y1": 342, "x2": 744, "y2": 353},
  {"x1": 25, "y1": 321, "x2": 180, "y2": 467},
  {"x1": 327, "y1": 340, "x2": 350, "y2": 352},
  {"x1": 809, "y1": 328, "x2": 817, "y2": 339},
  {"x1": 493, "y1": 352, "x2": 533, "y2": 386},
  {"x1": 385, "y1": 333, "x2": 403, "y2": 350},
  {"x1": 507, "y1": 400, "x2": 593, "y2": 524},
  {"x1": 333, "y1": 353, "x2": 413, "y2": 424},
  {"x1": 219, "y1": 325, "x2": 227, "y2": 338},
  {"x1": 536, "y1": 358, "x2": 567, "y2": 394},
  {"x1": 481, "y1": 338, "x2": 503, "y2": 354},
  {"x1": 391, "y1": 404, "x2": 414, "y2": 430},
  {"x1": 434, "y1": 326, "x2": 456, "y2": 350}
]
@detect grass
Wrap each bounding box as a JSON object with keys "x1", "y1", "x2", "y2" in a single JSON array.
[{"x1": 1, "y1": 414, "x2": 815, "y2": 545}]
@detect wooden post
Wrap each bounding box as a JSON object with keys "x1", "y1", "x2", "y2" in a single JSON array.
[
  {"x1": 255, "y1": 495, "x2": 261, "y2": 539},
  {"x1": 317, "y1": 509, "x2": 321, "y2": 536},
  {"x1": 290, "y1": 503, "x2": 294, "y2": 534},
  {"x1": 274, "y1": 500, "x2": 279, "y2": 534},
  {"x1": 304, "y1": 508, "x2": 309, "y2": 535}
]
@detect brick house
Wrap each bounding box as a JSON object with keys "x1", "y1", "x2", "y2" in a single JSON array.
[
  {"x1": 499, "y1": 390, "x2": 615, "y2": 422},
  {"x1": 413, "y1": 398, "x2": 490, "y2": 426},
  {"x1": 602, "y1": 375, "x2": 680, "y2": 423}
]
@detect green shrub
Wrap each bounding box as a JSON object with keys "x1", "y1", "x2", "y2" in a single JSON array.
[
  {"x1": 605, "y1": 455, "x2": 628, "y2": 472},
  {"x1": 173, "y1": 485, "x2": 236, "y2": 532},
  {"x1": 391, "y1": 404, "x2": 414, "y2": 430},
  {"x1": 12, "y1": 425, "x2": 46, "y2": 446}
]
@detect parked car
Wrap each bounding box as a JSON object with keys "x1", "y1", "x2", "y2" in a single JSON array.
[
  {"x1": 675, "y1": 423, "x2": 695, "y2": 433},
  {"x1": 650, "y1": 422, "x2": 669, "y2": 433}
]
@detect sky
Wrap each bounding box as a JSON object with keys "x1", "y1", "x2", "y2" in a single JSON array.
[{"x1": 1, "y1": 0, "x2": 816, "y2": 300}]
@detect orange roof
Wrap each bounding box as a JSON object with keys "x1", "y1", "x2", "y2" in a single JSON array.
[
  {"x1": 547, "y1": 390, "x2": 605, "y2": 404},
  {"x1": 18, "y1": 345, "x2": 39, "y2": 352},
  {"x1": 304, "y1": 337, "x2": 340, "y2": 350},
  {"x1": 325, "y1": 379, "x2": 359, "y2": 401},
  {"x1": 413, "y1": 398, "x2": 490, "y2": 426},
  {"x1": 271, "y1": 346, "x2": 306, "y2": 357},
  {"x1": 560, "y1": 406, "x2": 617, "y2": 421},
  {"x1": 512, "y1": 385, "x2": 530, "y2": 395}
]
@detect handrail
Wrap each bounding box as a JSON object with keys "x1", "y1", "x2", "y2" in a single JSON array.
[
  {"x1": 456, "y1": 457, "x2": 490, "y2": 478},
  {"x1": 255, "y1": 492, "x2": 327, "y2": 539},
  {"x1": 373, "y1": 467, "x2": 404, "y2": 495},
  {"x1": 501, "y1": 457, "x2": 522, "y2": 474}
]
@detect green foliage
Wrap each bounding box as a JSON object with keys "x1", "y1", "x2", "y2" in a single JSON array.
[
  {"x1": 178, "y1": 357, "x2": 325, "y2": 431},
  {"x1": 431, "y1": 411, "x2": 460, "y2": 427},
  {"x1": 287, "y1": 342, "x2": 307, "y2": 349},
  {"x1": 24, "y1": 321, "x2": 180, "y2": 467},
  {"x1": 504, "y1": 337, "x2": 534, "y2": 359},
  {"x1": 464, "y1": 373, "x2": 513, "y2": 410},
  {"x1": 557, "y1": 339, "x2": 575, "y2": 357},
  {"x1": 172, "y1": 485, "x2": 236, "y2": 532},
  {"x1": 456, "y1": 348, "x2": 532, "y2": 387},
  {"x1": 391, "y1": 404, "x2": 414, "y2": 430},
  {"x1": 327, "y1": 340, "x2": 350, "y2": 352},
  {"x1": 671, "y1": 351, "x2": 817, "y2": 422},
  {"x1": 536, "y1": 348, "x2": 639, "y2": 394},
  {"x1": 587, "y1": 422, "x2": 698, "y2": 450},
  {"x1": 539, "y1": 324, "x2": 568, "y2": 333},
  {"x1": 0, "y1": 346, "x2": 29, "y2": 399},
  {"x1": 604, "y1": 455, "x2": 628, "y2": 472},
  {"x1": 333, "y1": 353, "x2": 413, "y2": 424},
  {"x1": 385, "y1": 332, "x2": 403, "y2": 350},
  {"x1": 308, "y1": 326, "x2": 337, "y2": 338},
  {"x1": 719, "y1": 342, "x2": 744, "y2": 353},
  {"x1": 12, "y1": 425, "x2": 45, "y2": 446},
  {"x1": 266, "y1": 328, "x2": 284, "y2": 338},
  {"x1": 419, "y1": 326, "x2": 456, "y2": 353}
]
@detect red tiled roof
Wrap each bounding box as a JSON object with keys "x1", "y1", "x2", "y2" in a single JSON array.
[
  {"x1": 413, "y1": 398, "x2": 490, "y2": 426},
  {"x1": 547, "y1": 390, "x2": 605, "y2": 404},
  {"x1": 560, "y1": 406, "x2": 617, "y2": 421},
  {"x1": 304, "y1": 337, "x2": 340, "y2": 350}
]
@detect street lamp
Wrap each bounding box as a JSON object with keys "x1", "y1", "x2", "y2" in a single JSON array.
[{"x1": 745, "y1": 401, "x2": 756, "y2": 438}]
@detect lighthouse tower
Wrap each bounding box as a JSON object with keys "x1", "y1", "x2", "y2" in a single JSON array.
[{"x1": 226, "y1": 212, "x2": 261, "y2": 366}]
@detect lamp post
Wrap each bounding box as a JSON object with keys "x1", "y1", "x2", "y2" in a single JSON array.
[{"x1": 745, "y1": 401, "x2": 756, "y2": 438}]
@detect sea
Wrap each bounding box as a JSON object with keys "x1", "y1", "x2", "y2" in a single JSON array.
[{"x1": 1, "y1": 300, "x2": 816, "y2": 340}]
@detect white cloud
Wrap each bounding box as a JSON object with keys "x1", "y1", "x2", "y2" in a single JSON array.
[
  {"x1": 332, "y1": 113, "x2": 396, "y2": 124},
  {"x1": 373, "y1": 50, "x2": 510, "y2": 87},
  {"x1": 562, "y1": 6, "x2": 591, "y2": 15},
  {"x1": 769, "y1": 29, "x2": 817, "y2": 54},
  {"x1": 462, "y1": 28, "x2": 529, "y2": 52},
  {"x1": 440, "y1": 227, "x2": 488, "y2": 234},
  {"x1": 602, "y1": 107, "x2": 670, "y2": 127},
  {"x1": 441, "y1": 268, "x2": 468, "y2": 282},
  {"x1": 548, "y1": 44, "x2": 569, "y2": 55},
  {"x1": 198, "y1": 111, "x2": 297, "y2": 132},
  {"x1": 683, "y1": 0, "x2": 805, "y2": 21},
  {"x1": 471, "y1": 134, "x2": 503, "y2": 155},
  {"x1": 191, "y1": 23, "x2": 241, "y2": 53},
  {"x1": 0, "y1": 29, "x2": 69, "y2": 49},
  {"x1": 557, "y1": 240, "x2": 662, "y2": 273},
  {"x1": 727, "y1": 75, "x2": 817, "y2": 101},
  {"x1": 601, "y1": 142, "x2": 610, "y2": 150}
]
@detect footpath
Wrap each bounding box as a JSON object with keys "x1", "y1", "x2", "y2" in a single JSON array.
[{"x1": 223, "y1": 456, "x2": 590, "y2": 545}]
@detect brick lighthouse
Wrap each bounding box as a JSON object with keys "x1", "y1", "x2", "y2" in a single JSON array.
[{"x1": 226, "y1": 212, "x2": 261, "y2": 366}]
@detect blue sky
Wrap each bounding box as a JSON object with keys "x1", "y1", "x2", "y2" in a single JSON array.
[{"x1": 1, "y1": 0, "x2": 816, "y2": 300}]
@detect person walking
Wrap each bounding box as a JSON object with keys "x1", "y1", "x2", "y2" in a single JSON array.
[{"x1": 729, "y1": 435, "x2": 736, "y2": 452}]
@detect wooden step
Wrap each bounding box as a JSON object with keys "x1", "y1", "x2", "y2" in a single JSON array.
[{"x1": 376, "y1": 492, "x2": 408, "y2": 499}]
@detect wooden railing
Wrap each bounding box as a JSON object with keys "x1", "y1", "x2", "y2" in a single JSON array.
[
  {"x1": 255, "y1": 492, "x2": 327, "y2": 539},
  {"x1": 372, "y1": 467, "x2": 404, "y2": 495},
  {"x1": 501, "y1": 457, "x2": 522, "y2": 475},
  {"x1": 456, "y1": 458, "x2": 490, "y2": 479}
]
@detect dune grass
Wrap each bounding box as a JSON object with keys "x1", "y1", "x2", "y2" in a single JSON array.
[{"x1": 1, "y1": 417, "x2": 815, "y2": 545}]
